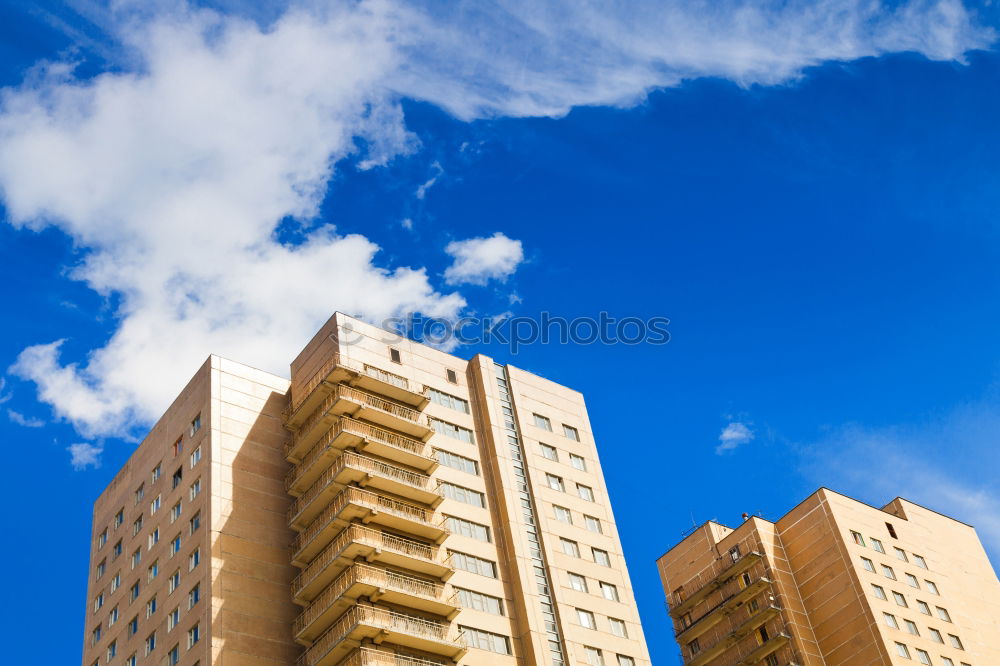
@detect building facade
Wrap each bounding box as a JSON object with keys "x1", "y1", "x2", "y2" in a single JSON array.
[
  {"x1": 82, "y1": 313, "x2": 651, "y2": 666},
  {"x1": 656, "y1": 488, "x2": 1000, "y2": 666}
]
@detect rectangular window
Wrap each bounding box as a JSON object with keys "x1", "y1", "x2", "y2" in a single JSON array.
[
  {"x1": 173, "y1": 437, "x2": 183, "y2": 457},
  {"x1": 449, "y1": 550, "x2": 497, "y2": 578},
  {"x1": 446, "y1": 369, "x2": 458, "y2": 384},
  {"x1": 148, "y1": 528, "x2": 160, "y2": 549},
  {"x1": 584, "y1": 514, "x2": 603, "y2": 533},
  {"x1": 895, "y1": 643, "x2": 910, "y2": 658},
  {"x1": 133, "y1": 516, "x2": 143, "y2": 536},
  {"x1": 926, "y1": 580, "x2": 939, "y2": 595},
  {"x1": 915, "y1": 650, "x2": 931, "y2": 666},
  {"x1": 128, "y1": 616, "x2": 138, "y2": 637},
  {"x1": 893, "y1": 591, "x2": 908, "y2": 607},
  {"x1": 429, "y1": 417, "x2": 474, "y2": 443},
  {"x1": 913, "y1": 554, "x2": 928, "y2": 569},
  {"x1": 570, "y1": 453, "x2": 587, "y2": 471},
  {"x1": 98, "y1": 529, "x2": 108, "y2": 549},
  {"x1": 456, "y1": 588, "x2": 504, "y2": 615},
  {"x1": 113, "y1": 540, "x2": 122, "y2": 559},
  {"x1": 148, "y1": 560, "x2": 159, "y2": 582},
  {"x1": 167, "y1": 607, "x2": 180, "y2": 631},
  {"x1": 91, "y1": 626, "x2": 101, "y2": 646},
  {"x1": 109, "y1": 605, "x2": 119, "y2": 625},
  {"x1": 861, "y1": 557, "x2": 875, "y2": 572},
  {"x1": 905, "y1": 573, "x2": 919, "y2": 588},
  {"x1": 948, "y1": 634, "x2": 963, "y2": 649},
  {"x1": 134, "y1": 484, "x2": 145, "y2": 505},
  {"x1": 937, "y1": 607, "x2": 952, "y2": 622},
  {"x1": 434, "y1": 448, "x2": 479, "y2": 475},
  {"x1": 189, "y1": 478, "x2": 201, "y2": 500},
  {"x1": 894, "y1": 546, "x2": 909, "y2": 562},
  {"x1": 554, "y1": 505, "x2": 573, "y2": 524},
  {"x1": 904, "y1": 619, "x2": 919, "y2": 635},
  {"x1": 170, "y1": 534, "x2": 182, "y2": 556},
  {"x1": 172, "y1": 467, "x2": 183, "y2": 489},
  {"x1": 126, "y1": 655, "x2": 136, "y2": 666},
  {"x1": 439, "y1": 482, "x2": 485, "y2": 508},
  {"x1": 460, "y1": 626, "x2": 510, "y2": 654},
  {"x1": 188, "y1": 583, "x2": 200, "y2": 609},
  {"x1": 106, "y1": 640, "x2": 117, "y2": 661},
  {"x1": 96, "y1": 559, "x2": 106, "y2": 579},
  {"x1": 600, "y1": 581, "x2": 620, "y2": 601},
  {"x1": 917, "y1": 600, "x2": 930, "y2": 615},
  {"x1": 617, "y1": 656, "x2": 635, "y2": 666},
  {"x1": 189, "y1": 414, "x2": 201, "y2": 436},
  {"x1": 533, "y1": 414, "x2": 552, "y2": 431},
  {"x1": 584, "y1": 647, "x2": 605, "y2": 666},
  {"x1": 569, "y1": 572, "x2": 588, "y2": 592},
  {"x1": 577, "y1": 484, "x2": 595, "y2": 501},
  {"x1": 114, "y1": 509, "x2": 125, "y2": 529},
  {"x1": 146, "y1": 595, "x2": 157, "y2": 617},
  {"x1": 111, "y1": 572, "x2": 121, "y2": 592},
  {"x1": 882, "y1": 564, "x2": 897, "y2": 580},
  {"x1": 872, "y1": 584, "x2": 887, "y2": 600},
  {"x1": 940, "y1": 659, "x2": 954, "y2": 666},
  {"x1": 563, "y1": 424, "x2": 580, "y2": 440},
  {"x1": 851, "y1": 530, "x2": 866, "y2": 546},
  {"x1": 131, "y1": 548, "x2": 142, "y2": 569},
  {"x1": 189, "y1": 446, "x2": 201, "y2": 468},
  {"x1": 189, "y1": 512, "x2": 201, "y2": 534},
  {"x1": 169, "y1": 569, "x2": 180, "y2": 593},
  {"x1": 189, "y1": 547, "x2": 201, "y2": 570},
  {"x1": 388, "y1": 347, "x2": 401, "y2": 363},
  {"x1": 561, "y1": 538, "x2": 580, "y2": 557},
  {"x1": 885, "y1": 522, "x2": 898, "y2": 538},
  {"x1": 540, "y1": 443, "x2": 558, "y2": 461},
  {"x1": 152, "y1": 464, "x2": 161, "y2": 483},
  {"x1": 426, "y1": 387, "x2": 470, "y2": 413},
  {"x1": 171, "y1": 501, "x2": 182, "y2": 522},
  {"x1": 593, "y1": 548, "x2": 611, "y2": 566},
  {"x1": 445, "y1": 515, "x2": 490, "y2": 542},
  {"x1": 187, "y1": 623, "x2": 200, "y2": 648},
  {"x1": 130, "y1": 582, "x2": 140, "y2": 602},
  {"x1": 145, "y1": 632, "x2": 156, "y2": 656},
  {"x1": 167, "y1": 645, "x2": 179, "y2": 666},
  {"x1": 870, "y1": 537, "x2": 885, "y2": 553},
  {"x1": 546, "y1": 473, "x2": 565, "y2": 491},
  {"x1": 94, "y1": 592, "x2": 104, "y2": 612},
  {"x1": 608, "y1": 618, "x2": 627, "y2": 638},
  {"x1": 150, "y1": 495, "x2": 161, "y2": 514},
  {"x1": 929, "y1": 628, "x2": 944, "y2": 643}
]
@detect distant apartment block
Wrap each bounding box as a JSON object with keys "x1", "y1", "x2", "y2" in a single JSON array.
[
  {"x1": 656, "y1": 488, "x2": 1000, "y2": 666},
  {"x1": 82, "y1": 312, "x2": 651, "y2": 666}
]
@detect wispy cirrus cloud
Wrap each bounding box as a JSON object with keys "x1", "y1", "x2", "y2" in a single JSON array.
[
  {"x1": 8, "y1": 409, "x2": 44, "y2": 428},
  {"x1": 0, "y1": 0, "x2": 991, "y2": 438}
]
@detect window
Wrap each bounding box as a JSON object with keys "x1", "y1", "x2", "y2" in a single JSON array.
[
  {"x1": 895, "y1": 547, "x2": 909, "y2": 562},
  {"x1": 940, "y1": 659, "x2": 954, "y2": 666},
  {"x1": 126, "y1": 655, "x2": 136, "y2": 666},
  {"x1": 584, "y1": 647, "x2": 605, "y2": 666},
  {"x1": 426, "y1": 387, "x2": 470, "y2": 413},
  {"x1": 886, "y1": 522, "x2": 898, "y2": 538},
  {"x1": 617, "y1": 656, "x2": 636, "y2": 666},
  {"x1": 577, "y1": 484, "x2": 595, "y2": 501},
  {"x1": 94, "y1": 592, "x2": 105, "y2": 612},
  {"x1": 895, "y1": 642, "x2": 911, "y2": 658},
  {"x1": 188, "y1": 583, "x2": 200, "y2": 609},
  {"x1": 389, "y1": 348, "x2": 401, "y2": 363},
  {"x1": 111, "y1": 571, "x2": 121, "y2": 592},
  {"x1": 189, "y1": 512, "x2": 201, "y2": 534},
  {"x1": 915, "y1": 650, "x2": 931, "y2": 665},
  {"x1": 872, "y1": 584, "x2": 887, "y2": 600},
  {"x1": 170, "y1": 501, "x2": 182, "y2": 522},
  {"x1": 150, "y1": 495, "x2": 161, "y2": 514},
  {"x1": 148, "y1": 528, "x2": 160, "y2": 548},
  {"x1": 168, "y1": 606, "x2": 180, "y2": 631},
  {"x1": 132, "y1": 517, "x2": 143, "y2": 536},
  {"x1": 906, "y1": 573, "x2": 919, "y2": 588},
  {"x1": 145, "y1": 632, "x2": 156, "y2": 656},
  {"x1": 948, "y1": 634, "x2": 964, "y2": 650},
  {"x1": 172, "y1": 467, "x2": 183, "y2": 489},
  {"x1": 546, "y1": 474, "x2": 565, "y2": 491},
  {"x1": 449, "y1": 550, "x2": 497, "y2": 578},
  {"x1": 884, "y1": 612, "x2": 899, "y2": 629},
  {"x1": 148, "y1": 560, "x2": 159, "y2": 581},
  {"x1": 688, "y1": 639, "x2": 700, "y2": 656},
  {"x1": 584, "y1": 515, "x2": 603, "y2": 533},
  {"x1": 577, "y1": 608, "x2": 596, "y2": 629},
  {"x1": 929, "y1": 628, "x2": 944, "y2": 643},
  {"x1": 893, "y1": 591, "x2": 908, "y2": 607},
  {"x1": 172, "y1": 437, "x2": 183, "y2": 457},
  {"x1": 439, "y1": 482, "x2": 485, "y2": 508},
  {"x1": 609, "y1": 618, "x2": 627, "y2": 638},
  {"x1": 540, "y1": 443, "x2": 558, "y2": 461},
  {"x1": 106, "y1": 640, "x2": 117, "y2": 661},
  {"x1": 460, "y1": 626, "x2": 510, "y2": 654},
  {"x1": 851, "y1": 530, "x2": 866, "y2": 546},
  {"x1": 728, "y1": 545, "x2": 741, "y2": 563},
  {"x1": 446, "y1": 369, "x2": 458, "y2": 384},
  {"x1": 434, "y1": 448, "x2": 479, "y2": 475},
  {"x1": 883, "y1": 564, "x2": 897, "y2": 580},
  {"x1": 554, "y1": 505, "x2": 573, "y2": 524},
  {"x1": 764, "y1": 657, "x2": 779, "y2": 666},
  {"x1": 97, "y1": 528, "x2": 108, "y2": 549},
  {"x1": 871, "y1": 537, "x2": 885, "y2": 553},
  {"x1": 445, "y1": 515, "x2": 490, "y2": 541},
  {"x1": 189, "y1": 413, "x2": 201, "y2": 436},
  {"x1": 131, "y1": 548, "x2": 142, "y2": 569},
  {"x1": 152, "y1": 464, "x2": 162, "y2": 483},
  {"x1": 109, "y1": 605, "x2": 119, "y2": 625},
  {"x1": 167, "y1": 645, "x2": 180, "y2": 666},
  {"x1": 189, "y1": 478, "x2": 202, "y2": 500},
  {"x1": 189, "y1": 547, "x2": 201, "y2": 570},
  {"x1": 91, "y1": 625, "x2": 102, "y2": 646},
  {"x1": 593, "y1": 548, "x2": 611, "y2": 566},
  {"x1": 533, "y1": 414, "x2": 552, "y2": 431},
  {"x1": 146, "y1": 595, "x2": 157, "y2": 617},
  {"x1": 134, "y1": 484, "x2": 145, "y2": 505},
  {"x1": 917, "y1": 600, "x2": 931, "y2": 615},
  {"x1": 169, "y1": 569, "x2": 180, "y2": 593},
  {"x1": 114, "y1": 509, "x2": 125, "y2": 529},
  {"x1": 569, "y1": 573, "x2": 588, "y2": 592},
  {"x1": 187, "y1": 623, "x2": 200, "y2": 648},
  {"x1": 861, "y1": 557, "x2": 876, "y2": 572},
  {"x1": 926, "y1": 580, "x2": 940, "y2": 595},
  {"x1": 128, "y1": 615, "x2": 138, "y2": 637},
  {"x1": 600, "y1": 581, "x2": 620, "y2": 601},
  {"x1": 456, "y1": 588, "x2": 504, "y2": 614},
  {"x1": 96, "y1": 559, "x2": 106, "y2": 579},
  {"x1": 563, "y1": 424, "x2": 580, "y2": 440},
  {"x1": 561, "y1": 538, "x2": 580, "y2": 557},
  {"x1": 904, "y1": 619, "x2": 919, "y2": 635},
  {"x1": 189, "y1": 446, "x2": 201, "y2": 468},
  {"x1": 937, "y1": 607, "x2": 952, "y2": 622},
  {"x1": 170, "y1": 534, "x2": 182, "y2": 556},
  {"x1": 130, "y1": 582, "x2": 140, "y2": 602},
  {"x1": 570, "y1": 453, "x2": 587, "y2": 471},
  {"x1": 113, "y1": 540, "x2": 123, "y2": 559},
  {"x1": 429, "y1": 417, "x2": 474, "y2": 443},
  {"x1": 913, "y1": 554, "x2": 928, "y2": 569}
]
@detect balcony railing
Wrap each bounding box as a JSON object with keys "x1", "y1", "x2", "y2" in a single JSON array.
[
  {"x1": 285, "y1": 353, "x2": 415, "y2": 423},
  {"x1": 293, "y1": 562, "x2": 453, "y2": 637},
  {"x1": 292, "y1": 524, "x2": 444, "y2": 598},
  {"x1": 291, "y1": 385, "x2": 426, "y2": 451},
  {"x1": 297, "y1": 605, "x2": 460, "y2": 666},
  {"x1": 670, "y1": 551, "x2": 763, "y2": 618},
  {"x1": 338, "y1": 648, "x2": 447, "y2": 666},
  {"x1": 286, "y1": 418, "x2": 430, "y2": 481},
  {"x1": 288, "y1": 452, "x2": 435, "y2": 526}
]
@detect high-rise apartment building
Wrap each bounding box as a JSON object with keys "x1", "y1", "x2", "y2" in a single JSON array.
[
  {"x1": 656, "y1": 488, "x2": 1000, "y2": 666},
  {"x1": 82, "y1": 313, "x2": 651, "y2": 666}
]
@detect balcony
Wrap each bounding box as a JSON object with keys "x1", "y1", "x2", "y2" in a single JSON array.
[
  {"x1": 285, "y1": 354, "x2": 429, "y2": 428},
  {"x1": 289, "y1": 452, "x2": 441, "y2": 529},
  {"x1": 686, "y1": 605, "x2": 782, "y2": 666},
  {"x1": 295, "y1": 604, "x2": 466, "y2": 666},
  {"x1": 286, "y1": 418, "x2": 436, "y2": 486},
  {"x1": 677, "y1": 577, "x2": 773, "y2": 642},
  {"x1": 287, "y1": 386, "x2": 433, "y2": 462},
  {"x1": 337, "y1": 647, "x2": 448, "y2": 666},
  {"x1": 736, "y1": 633, "x2": 791, "y2": 666},
  {"x1": 670, "y1": 551, "x2": 763, "y2": 618},
  {"x1": 292, "y1": 487, "x2": 447, "y2": 565},
  {"x1": 293, "y1": 524, "x2": 453, "y2": 604},
  {"x1": 293, "y1": 563, "x2": 459, "y2": 644}
]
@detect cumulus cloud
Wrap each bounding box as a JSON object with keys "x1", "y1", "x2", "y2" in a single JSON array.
[
  {"x1": 8, "y1": 409, "x2": 45, "y2": 428},
  {"x1": 717, "y1": 421, "x2": 755, "y2": 453},
  {"x1": 444, "y1": 233, "x2": 525, "y2": 286},
  {"x1": 0, "y1": 0, "x2": 991, "y2": 436},
  {"x1": 68, "y1": 442, "x2": 104, "y2": 470}
]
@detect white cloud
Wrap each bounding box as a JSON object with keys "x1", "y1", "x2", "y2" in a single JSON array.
[
  {"x1": 0, "y1": 378, "x2": 10, "y2": 404},
  {"x1": 0, "y1": 1, "x2": 991, "y2": 436},
  {"x1": 444, "y1": 233, "x2": 525, "y2": 286},
  {"x1": 415, "y1": 161, "x2": 444, "y2": 200},
  {"x1": 68, "y1": 442, "x2": 103, "y2": 470},
  {"x1": 8, "y1": 409, "x2": 45, "y2": 428},
  {"x1": 717, "y1": 421, "x2": 754, "y2": 453}
]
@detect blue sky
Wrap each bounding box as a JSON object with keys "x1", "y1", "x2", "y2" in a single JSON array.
[{"x1": 2, "y1": 1, "x2": 1000, "y2": 663}]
